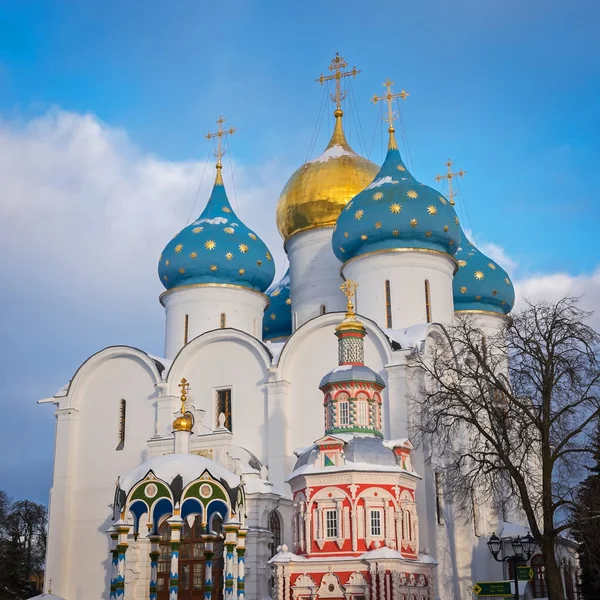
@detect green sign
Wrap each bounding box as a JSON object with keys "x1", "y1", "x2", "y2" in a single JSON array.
[
  {"x1": 517, "y1": 566, "x2": 534, "y2": 581},
  {"x1": 473, "y1": 581, "x2": 512, "y2": 597}
]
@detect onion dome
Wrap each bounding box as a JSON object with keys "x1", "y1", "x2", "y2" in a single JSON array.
[
  {"x1": 275, "y1": 108, "x2": 379, "y2": 242},
  {"x1": 159, "y1": 165, "x2": 275, "y2": 293},
  {"x1": 453, "y1": 229, "x2": 515, "y2": 315},
  {"x1": 332, "y1": 128, "x2": 462, "y2": 263},
  {"x1": 263, "y1": 268, "x2": 292, "y2": 342}
]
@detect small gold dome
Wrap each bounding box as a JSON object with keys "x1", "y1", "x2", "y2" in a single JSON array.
[
  {"x1": 276, "y1": 110, "x2": 378, "y2": 242},
  {"x1": 173, "y1": 412, "x2": 193, "y2": 433}
]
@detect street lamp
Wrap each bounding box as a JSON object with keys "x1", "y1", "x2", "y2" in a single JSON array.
[{"x1": 487, "y1": 532, "x2": 538, "y2": 600}]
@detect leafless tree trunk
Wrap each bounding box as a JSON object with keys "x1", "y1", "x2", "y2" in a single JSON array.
[{"x1": 409, "y1": 297, "x2": 600, "y2": 600}]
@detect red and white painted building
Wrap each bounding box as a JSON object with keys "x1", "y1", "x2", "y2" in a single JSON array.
[{"x1": 269, "y1": 290, "x2": 436, "y2": 599}]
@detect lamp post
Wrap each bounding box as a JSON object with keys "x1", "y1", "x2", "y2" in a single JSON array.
[{"x1": 487, "y1": 532, "x2": 538, "y2": 600}]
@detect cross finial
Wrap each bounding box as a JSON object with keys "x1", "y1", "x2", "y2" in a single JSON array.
[
  {"x1": 316, "y1": 53, "x2": 361, "y2": 112},
  {"x1": 340, "y1": 279, "x2": 359, "y2": 314},
  {"x1": 372, "y1": 78, "x2": 409, "y2": 149},
  {"x1": 178, "y1": 378, "x2": 190, "y2": 415},
  {"x1": 434, "y1": 159, "x2": 466, "y2": 206},
  {"x1": 205, "y1": 115, "x2": 236, "y2": 172}
]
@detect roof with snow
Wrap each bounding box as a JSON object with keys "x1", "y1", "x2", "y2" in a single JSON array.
[{"x1": 319, "y1": 364, "x2": 385, "y2": 388}]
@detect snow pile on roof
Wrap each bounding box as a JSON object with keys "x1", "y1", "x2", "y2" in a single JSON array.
[
  {"x1": 382, "y1": 439, "x2": 413, "y2": 450},
  {"x1": 309, "y1": 144, "x2": 357, "y2": 163},
  {"x1": 29, "y1": 594, "x2": 67, "y2": 600},
  {"x1": 268, "y1": 544, "x2": 308, "y2": 563},
  {"x1": 385, "y1": 323, "x2": 432, "y2": 350},
  {"x1": 361, "y1": 545, "x2": 404, "y2": 560},
  {"x1": 499, "y1": 521, "x2": 529, "y2": 538},
  {"x1": 119, "y1": 453, "x2": 239, "y2": 493},
  {"x1": 366, "y1": 176, "x2": 400, "y2": 189}
]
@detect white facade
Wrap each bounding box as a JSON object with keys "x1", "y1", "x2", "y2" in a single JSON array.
[
  {"x1": 286, "y1": 227, "x2": 347, "y2": 328},
  {"x1": 161, "y1": 284, "x2": 268, "y2": 359}
]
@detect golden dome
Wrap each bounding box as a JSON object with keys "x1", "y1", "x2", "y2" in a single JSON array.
[
  {"x1": 173, "y1": 412, "x2": 194, "y2": 432},
  {"x1": 276, "y1": 109, "x2": 379, "y2": 242}
]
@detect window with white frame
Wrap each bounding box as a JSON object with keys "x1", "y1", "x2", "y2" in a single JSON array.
[
  {"x1": 339, "y1": 401, "x2": 349, "y2": 426},
  {"x1": 370, "y1": 509, "x2": 382, "y2": 536},
  {"x1": 325, "y1": 509, "x2": 338, "y2": 538},
  {"x1": 357, "y1": 401, "x2": 368, "y2": 426}
]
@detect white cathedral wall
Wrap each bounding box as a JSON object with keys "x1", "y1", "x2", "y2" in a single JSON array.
[
  {"x1": 276, "y1": 313, "x2": 392, "y2": 478},
  {"x1": 46, "y1": 349, "x2": 160, "y2": 600},
  {"x1": 161, "y1": 285, "x2": 268, "y2": 359},
  {"x1": 165, "y1": 331, "x2": 271, "y2": 466},
  {"x1": 286, "y1": 228, "x2": 347, "y2": 328},
  {"x1": 342, "y1": 251, "x2": 456, "y2": 330}
]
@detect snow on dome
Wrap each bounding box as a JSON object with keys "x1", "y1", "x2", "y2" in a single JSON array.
[
  {"x1": 118, "y1": 453, "x2": 239, "y2": 494},
  {"x1": 309, "y1": 144, "x2": 358, "y2": 164}
]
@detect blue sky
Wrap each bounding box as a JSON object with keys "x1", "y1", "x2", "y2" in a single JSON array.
[{"x1": 1, "y1": 0, "x2": 599, "y2": 503}]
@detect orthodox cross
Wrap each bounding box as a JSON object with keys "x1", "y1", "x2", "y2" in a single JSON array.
[
  {"x1": 340, "y1": 279, "x2": 359, "y2": 313},
  {"x1": 434, "y1": 159, "x2": 466, "y2": 206},
  {"x1": 316, "y1": 53, "x2": 360, "y2": 110},
  {"x1": 205, "y1": 115, "x2": 236, "y2": 167},
  {"x1": 372, "y1": 78, "x2": 409, "y2": 131},
  {"x1": 178, "y1": 377, "x2": 190, "y2": 414}
]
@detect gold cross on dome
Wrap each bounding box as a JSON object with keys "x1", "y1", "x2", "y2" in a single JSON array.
[
  {"x1": 205, "y1": 115, "x2": 236, "y2": 167},
  {"x1": 316, "y1": 53, "x2": 360, "y2": 110},
  {"x1": 340, "y1": 279, "x2": 359, "y2": 313},
  {"x1": 434, "y1": 159, "x2": 466, "y2": 206},
  {"x1": 372, "y1": 78, "x2": 409, "y2": 130},
  {"x1": 178, "y1": 378, "x2": 190, "y2": 413}
]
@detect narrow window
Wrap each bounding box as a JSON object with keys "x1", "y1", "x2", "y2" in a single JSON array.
[
  {"x1": 293, "y1": 312, "x2": 298, "y2": 330},
  {"x1": 268, "y1": 511, "x2": 282, "y2": 557},
  {"x1": 357, "y1": 401, "x2": 368, "y2": 426},
  {"x1": 472, "y1": 489, "x2": 480, "y2": 537},
  {"x1": 184, "y1": 314, "x2": 189, "y2": 345},
  {"x1": 216, "y1": 388, "x2": 232, "y2": 431},
  {"x1": 320, "y1": 304, "x2": 327, "y2": 315},
  {"x1": 339, "y1": 401, "x2": 349, "y2": 426},
  {"x1": 435, "y1": 471, "x2": 444, "y2": 525},
  {"x1": 116, "y1": 399, "x2": 126, "y2": 450},
  {"x1": 370, "y1": 509, "x2": 382, "y2": 537},
  {"x1": 325, "y1": 509, "x2": 338, "y2": 538},
  {"x1": 424, "y1": 280, "x2": 432, "y2": 323},
  {"x1": 385, "y1": 280, "x2": 392, "y2": 328},
  {"x1": 220, "y1": 312, "x2": 226, "y2": 328}
]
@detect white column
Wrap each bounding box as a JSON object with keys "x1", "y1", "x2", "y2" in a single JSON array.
[
  {"x1": 286, "y1": 228, "x2": 346, "y2": 328},
  {"x1": 224, "y1": 520, "x2": 241, "y2": 600},
  {"x1": 45, "y1": 406, "x2": 79, "y2": 598},
  {"x1": 202, "y1": 533, "x2": 215, "y2": 600},
  {"x1": 236, "y1": 528, "x2": 247, "y2": 600},
  {"x1": 148, "y1": 533, "x2": 161, "y2": 600},
  {"x1": 173, "y1": 430, "x2": 191, "y2": 454},
  {"x1": 265, "y1": 380, "x2": 291, "y2": 491},
  {"x1": 167, "y1": 514, "x2": 183, "y2": 600},
  {"x1": 115, "y1": 520, "x2": 131, "y2": 598}
]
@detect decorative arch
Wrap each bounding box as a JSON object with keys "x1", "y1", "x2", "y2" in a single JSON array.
[
  {"x1": 355, "y1": 486, "x2": 399, "y2": 509},
  {"x1": 63, "y1": 345, "x2": 163, "y2": 410},
  {"x1": 276, "y1": 311, "x2": 394, "y2": 380},
  {"x1": 166, "y1": 327, "x2": 273, "y2": 386}
]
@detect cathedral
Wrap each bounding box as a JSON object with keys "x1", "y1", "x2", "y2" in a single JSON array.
[{"x1": 39, "y1": 54, "x2": 522, "y2": 600}]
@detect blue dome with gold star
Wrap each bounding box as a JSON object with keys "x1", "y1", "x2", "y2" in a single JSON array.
[
  {"x1": 158, "y1": 166, "x2": 275, "y2": 293},
  {"x1": 453, "y1": 229, "x2": 515, "y2": 314},
  {"x1": 263, "y1": 268, "x2": 292, "y2": 341},
  {"x1": 332, "y1": 131, "x2": 461, "y2": 262}
]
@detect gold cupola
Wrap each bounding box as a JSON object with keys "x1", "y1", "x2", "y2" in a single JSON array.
[{"x1": 275, "y1": 54, "x2": 379, "y2": 243}]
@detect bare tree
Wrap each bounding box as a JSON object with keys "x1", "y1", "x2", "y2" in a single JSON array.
[{"x1": 409, "y1": 297, "x2": 600, "y2": 600}]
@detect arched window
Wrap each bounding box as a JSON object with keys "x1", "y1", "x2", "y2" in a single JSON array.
[
  {"x1": 116, "y1": 399, "x2": 126, "y2": 451},
  {"x1": 385, "y1": 280, "x2": 392, "y2": 328},
  {"x1": 184, "y1": 314, "x2": 189, "y2": 345},
  {"x1": 268, "y1": 511, "x2": 282, "y2": 557},
  {"x1": 531, "y1": 554, "x2": 547, "y2": 598},
  {"x1": 320, "y1": 304, "x2": 327, "y2": 315},
  {"x1": 220, "y1": 313, "x2": 226, "y2": 328},
  {"x1": 216, "y1": 388, "x2": 232, "y2": 431},
  {"x1": 424, "y1": 280, "x2": 432, "y2": 323}
]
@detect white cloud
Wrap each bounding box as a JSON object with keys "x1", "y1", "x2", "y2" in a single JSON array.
[
  {"x1": 0, "y1": 109, "x2": 289, "y2": 312},
  {"x1": 514, "y1": 269, "x2": 600, "y2": 329}
]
